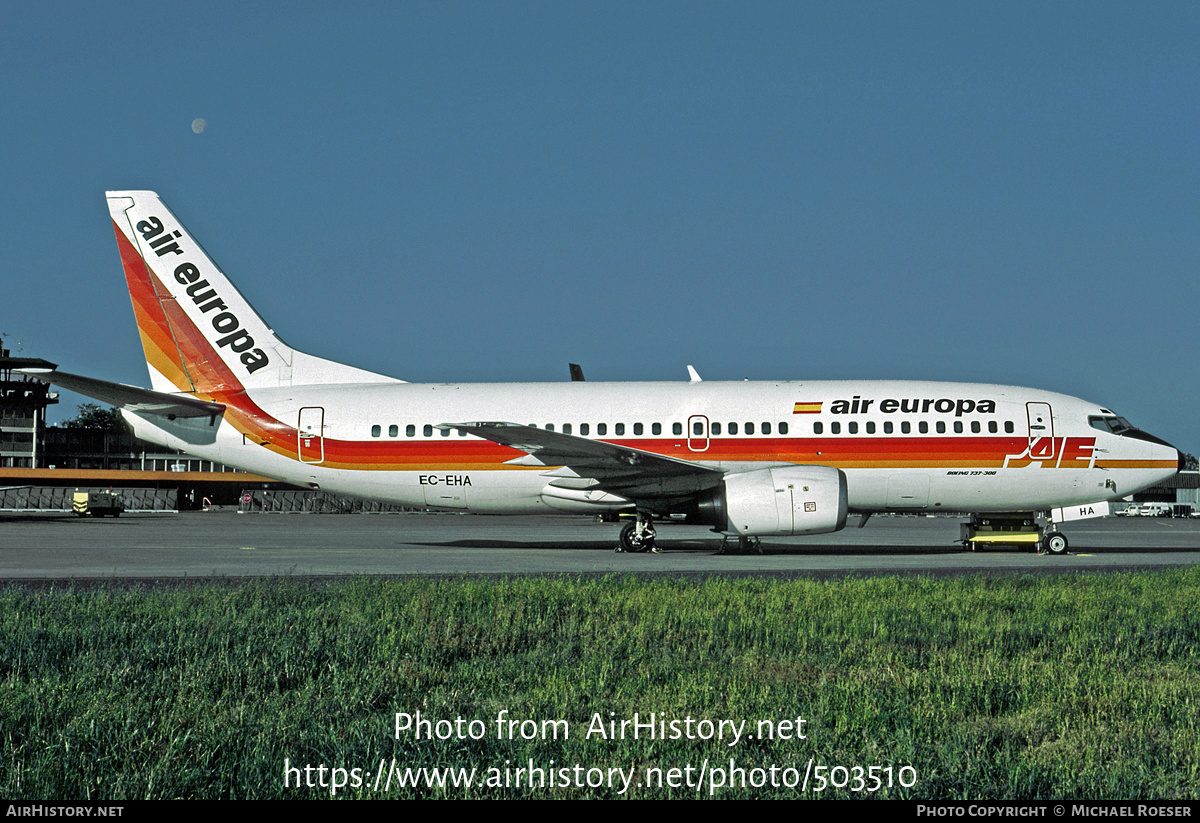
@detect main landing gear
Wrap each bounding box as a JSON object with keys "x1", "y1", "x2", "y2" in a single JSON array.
[
  {"x1": 960, "y1": 514, "x2": 1070, "y2": 555},
  {"x1": 617, "y1": 512, "x2": 657, "y2": 553}
]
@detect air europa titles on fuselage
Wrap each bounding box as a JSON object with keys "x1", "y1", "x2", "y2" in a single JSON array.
[
  {"x1": 829, "y1": 396, "x2": 996, "y2": 417},
  {"x1": 134, "y1": 216, "x2": 269, "y2": 375}
]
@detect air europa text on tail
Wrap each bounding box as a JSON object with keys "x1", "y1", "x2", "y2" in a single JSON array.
[{"x1": 135, "y1": 216, "x2": 270, "y2": 374}]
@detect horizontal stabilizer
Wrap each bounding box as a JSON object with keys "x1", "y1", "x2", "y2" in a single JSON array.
[{"x1": 18, "y1": 369, "x2": 225, "y2": 419}]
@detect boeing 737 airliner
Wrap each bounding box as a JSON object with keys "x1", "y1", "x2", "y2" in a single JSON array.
[{"x1": 24, "y1": 191, "x2": 1183, "y2": 554}]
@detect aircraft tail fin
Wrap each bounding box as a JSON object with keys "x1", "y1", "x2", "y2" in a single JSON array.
[{"x1": 106, "y1": 190, "x2": 401, "y2": 396}]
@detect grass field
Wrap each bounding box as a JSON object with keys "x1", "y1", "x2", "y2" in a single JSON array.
[{"x1": 2, "y1": 570, "x2": 1198, "y2": 799}]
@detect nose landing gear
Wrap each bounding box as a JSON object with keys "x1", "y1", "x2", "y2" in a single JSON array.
[
  {"x1": 960, "y1": 514, "x2": 1070, "y2": 555},
  {"x1": 1040, "y1": 530, "x2": 1069, "y2": 555}
]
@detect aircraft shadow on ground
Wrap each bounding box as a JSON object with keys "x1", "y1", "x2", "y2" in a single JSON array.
[{"x1": 401, "y1": 538, "x2": 972, "y2": 555}]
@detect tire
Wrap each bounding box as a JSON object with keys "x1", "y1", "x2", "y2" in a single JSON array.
[
  {"x1": 619, "y1": 522, "x2": 653, "y2": 553},
  {"x1": 1043, "y1": 532, "x2": 1068, "y2": 555}
]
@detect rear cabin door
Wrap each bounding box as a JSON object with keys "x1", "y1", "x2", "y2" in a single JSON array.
[{"x1": 298, "y1": 406, "x2": 325, "y2": 464}]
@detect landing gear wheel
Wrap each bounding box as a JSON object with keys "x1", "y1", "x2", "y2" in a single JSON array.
[
  {"x1": 619, "y1": 522, "x2": 655, "y2": 553},
  {"x1": 1042, "y1": 532, "x2": 1069, "y2": 555}
]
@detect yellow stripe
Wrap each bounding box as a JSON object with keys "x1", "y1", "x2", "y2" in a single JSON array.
[
  {"x1": 969, "y1": 534, "x2": 1041, "y2": 543},
  {"x1": 1095, "y1": 460, "x2": 1178, "y2": 469}
]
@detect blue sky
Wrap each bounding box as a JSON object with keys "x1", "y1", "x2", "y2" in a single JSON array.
[{"x1": 3, "y1": 2, "x2": 1197, "y2": 451}]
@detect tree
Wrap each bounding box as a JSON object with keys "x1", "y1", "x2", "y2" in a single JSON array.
[{"x1": 63, "y1": 403, "x2": 126, "y2": 431}]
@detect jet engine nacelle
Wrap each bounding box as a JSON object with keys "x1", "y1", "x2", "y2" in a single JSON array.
[{"x1": 695, "y1": 465, "x2": 849, "y2": 536}]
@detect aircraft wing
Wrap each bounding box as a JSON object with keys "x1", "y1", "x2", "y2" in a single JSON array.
[
  {"x1": 441, "y1": 421, "x2": 724, "y2": 499},
  {"x1": 18, "y1": 369, "x2": 225, "y2": 420}
]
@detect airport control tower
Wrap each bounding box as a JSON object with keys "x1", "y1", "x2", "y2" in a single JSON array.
[{"x1": 0, "y1": 348, "x2": 58, "y2": 468}]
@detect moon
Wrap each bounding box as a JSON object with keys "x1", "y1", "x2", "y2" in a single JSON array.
[{"x1": 191, "y1": 118, "x2": 207, "y2": 135}]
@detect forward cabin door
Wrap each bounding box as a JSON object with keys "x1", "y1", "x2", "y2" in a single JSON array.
[{"x1": 1026, "y1": 402, "x2": 1056, "y2": 461}]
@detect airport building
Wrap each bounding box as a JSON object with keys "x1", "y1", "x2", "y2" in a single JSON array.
[
  {"x1": 41, "y1": 425, "x2": 236, "y2": 474},
  {"x1": 1149, "y1": 470, "x2": 1200, "y2": 514},
  {"x1": 0, "y1": 350, "x2": 58, "y2": 468}
]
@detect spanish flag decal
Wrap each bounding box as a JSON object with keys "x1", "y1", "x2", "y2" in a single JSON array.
[{"x1": 793, "y1": 401, "x2": 822, "y2": 414}]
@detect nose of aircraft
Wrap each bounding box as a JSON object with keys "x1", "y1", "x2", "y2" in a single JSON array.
[
  {"x1": 1124, "y1": 427, "x2": 1185, "y2": 473},
  {"x1": 1156, "y1": 439, "x2": 1185, "y2": 475},
  {"x1": 1117, "y1": 427, "x2": 1186, "y2": 489}
]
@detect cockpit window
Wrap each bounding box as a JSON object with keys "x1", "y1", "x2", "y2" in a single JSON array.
[{"x1": 1089, "y1": 415, "x2": 1135, "y2": 435}]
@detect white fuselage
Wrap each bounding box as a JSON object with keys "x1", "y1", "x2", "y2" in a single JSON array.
[{"x1": 124, "y1": 378, "x2": 1179, "y2": 517}]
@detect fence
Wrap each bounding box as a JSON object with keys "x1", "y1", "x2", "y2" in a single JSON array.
[
  {"x1": 237, "y1": 489, "x2": 413, "y2": 514},
  {"x1": 0, "y1": 486, "x2": 177, "y2": 511}
]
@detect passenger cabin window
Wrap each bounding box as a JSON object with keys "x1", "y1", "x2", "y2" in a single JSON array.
[
  {"x1": 779, "y1": 422, "x2": 788, "y2": 435},
  {"x1": 424, "y1": 425, "x2": 433, "y2": 437},
  {"x1": 813, "y1": 422, "x2": 822, "y2": 434},
  {"x1": 1004, "y1": 421, "x2": 1015, "y2": 434},
  {"x1": 406, "y1": 424, "x2": 415, "y2": 437},
  {"x1": 729, "y1": 422, "x2": 739, "y2": 435},
  {"x1": 830, "y1": 422, "x2": 840, "y2": 434},
  {"x1": 762, "y1": 422, "x2": 772, "y2": 435},
  {"x1": 615, "y1": 423, "x2": 625, "y2": 436},
  {"x1": 597, "y1": 423, "x2": 607, "y2": 436},
  {"x1": 884, "y1": 421, "x2": 893, "y2": 434},
  {"x1": 371, "y1": 425, "x2": 381, "y2": 437},
  {"x1": 652, "y1": 423, "x2": 661, "y2": 435},
  {"x1": 712, "y1": 422, "x2": 722, "y2": 435},
  {"x1": 389, "y1": 425, "x2": 398, "y2": 437},
  {"x1": 580, "y1": 423, "x2": 590, "y2": 436},
  {"x1": 633, "y1": 423, "x2": 643, "y2": 436},
  {"x1": 673, "y1": 422, "x2": 683, "y2": 436}
]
